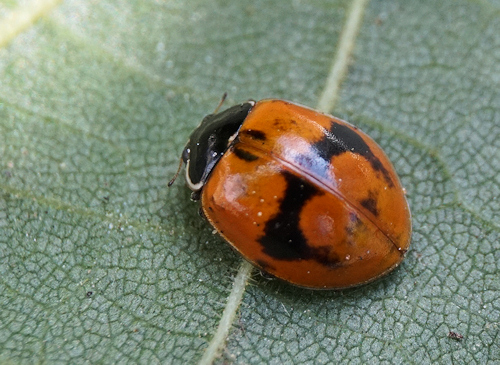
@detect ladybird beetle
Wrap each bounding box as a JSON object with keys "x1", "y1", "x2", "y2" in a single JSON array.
[{"x1": 170, "y1": 99, "x2": 411, "y2": 289}]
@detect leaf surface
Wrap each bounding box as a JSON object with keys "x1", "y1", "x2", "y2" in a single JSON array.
[{"x1": 0, "y1": 0, "x2": 498, "y2": 364}]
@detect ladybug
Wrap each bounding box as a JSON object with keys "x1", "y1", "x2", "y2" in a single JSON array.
[{"x1": 170, "y1": 98, "x2": 411, "y2": 289}]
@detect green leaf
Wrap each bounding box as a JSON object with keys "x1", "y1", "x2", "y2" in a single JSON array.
[{"x1": 0, "y1": 0, "x2": 498, "y2": 364}]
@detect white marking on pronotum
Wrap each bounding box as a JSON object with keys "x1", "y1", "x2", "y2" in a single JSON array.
[
  {"x1": 198, "y1": 261, "x2": 253, "y2": 365},
  {"x1": 316, "y1": 0, "x2": 369, "y2": 113},
  {"x1": 198, "y1": 1, "x2": 370, "y2": 363},
  {"x1": 0, "y1": 0, "x2": 63, "y2": 48}
]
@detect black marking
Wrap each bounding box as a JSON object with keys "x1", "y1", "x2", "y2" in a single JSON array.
[
  {"x1": 314, "y1": 121, "x2": 394, "y2": 187},
  {"x1": 240, "y1": 129, "x2": 266, "y2": 141},
  {"x1": 258, "y1": 171, "x2": 319, "y2": 260},
  {"x1": 360, "y1": 191, "x2": 379, "y2": 216},
  {"x1": 257, "y1": 172, "x2": 341, "y2": 268},
  {"x1": 256, "y1": 259, "x2": 275, "y2": 271},
  {"x1": 233, "y1": 147, "x2": 259, "y2": 162},
  {"x1": 309, "y1": 246, "x2": 343, "y2": 269},
  {"x1": 184, "y1": 102, "x2": 254, "y2": 188}
]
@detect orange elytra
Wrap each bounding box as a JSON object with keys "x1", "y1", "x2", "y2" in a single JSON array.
[{"x1": 170, "y1": 99, "x2": 411, "y2": 289}]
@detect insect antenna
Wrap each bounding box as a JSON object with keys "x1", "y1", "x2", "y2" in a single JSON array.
[
  {"x1": 213, "y1": 92, "x2": 228, "y2": 114},
  {"x1": 168, "y1": 156, "x2": 184, "y2": 187}
]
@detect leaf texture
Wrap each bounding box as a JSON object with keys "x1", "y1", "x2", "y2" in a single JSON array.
[{"x1": 0, "y1": 0, "x2": 499, "y2": 364}]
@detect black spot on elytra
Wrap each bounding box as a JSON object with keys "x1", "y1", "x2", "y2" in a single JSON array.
[
  {"x1": 256, "y1": 259, "x2": 275, "y2": 271},
  {"x1": 311, "y1": 246, "x2": 343, "y2": 268},
  {"x1": 233, "y1": 146, "x2": 259, "y2": 162},
  {"x1": 240, "y1": 129, "x2": 266, "y2": 141},
  {"x1": 257, "y1": 171, "x2": 341, "y2": 268},
  {"x1": 360, "y1": 191, "x2": 379, "y2": 216},
  {"x1": 314, "y1": 121, "x2": 394, "y2": 187},
  {"x1": 258, "y1": 172, "x2": 319, "y2": 260}
]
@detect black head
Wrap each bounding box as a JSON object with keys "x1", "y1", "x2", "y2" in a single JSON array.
[{"x1": 179, "y1": 101, "x2": 255, "y2": 200}]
